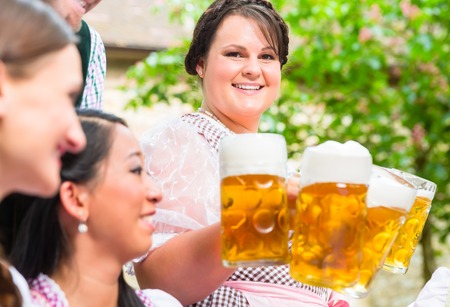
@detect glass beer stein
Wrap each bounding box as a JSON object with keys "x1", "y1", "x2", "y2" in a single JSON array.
[
  {"x1": 219, "y1": 133, "x2": 290, "y2": 267},
  {"x1": 383, "y1": 169, "x2": 437, "y2": 275},
  {"x1": 290, "y1": 140, "x2": 372, "y2": 290},
  {"x1": 344, "y1": 165, "x2": 417, "y2": 298}
]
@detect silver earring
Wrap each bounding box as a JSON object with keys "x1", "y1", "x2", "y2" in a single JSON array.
[{"x1": 78, "y1": 220, "x2": 88, "y2": 233}]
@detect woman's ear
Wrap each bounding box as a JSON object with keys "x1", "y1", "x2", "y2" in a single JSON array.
[
  {"x1": 59, "y1": 181, "x2": 90, "y2": 222},
  {"x1": 196, "y1": 58, "x2": 205, "y2": 78}
]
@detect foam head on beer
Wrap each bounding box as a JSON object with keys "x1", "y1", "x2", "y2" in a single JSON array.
[
  {"x1": 367, "y1": 166, "x2": 417, "y2": 211},
  {"x1": 299, "y1": 140, "x2": 372, "y2": 187},
  {"x1": 400, "y1": 171, "x2": 437, "y2": 200},
  {"x1": 382, "y1": 170, "x2": 436, "y2": 275},
  {"x1": 219, "y1": 133, "x2": 289, "y2": 267},
  {"x1": 219, "y1": 133, "x2": 287, "y2": 179},
  {"x1": 290, "y1": 140, "x2": 373, "y2": 289},
  {"x1": 343, "y1": 167, "x2": 418, "y2": 298}
]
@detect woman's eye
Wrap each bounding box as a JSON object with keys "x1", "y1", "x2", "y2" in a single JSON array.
[
  {"x1": 131, "y1": 166, "x2": 143, "y2": 175},
  {"x1": 226, "y1": 52, "x2": 242, "y2": 58},
  {"x1": 261, "y1": 54, "x2": 276, "y2": 60}
]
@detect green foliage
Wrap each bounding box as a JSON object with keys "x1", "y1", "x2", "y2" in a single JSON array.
[
  {"x1": 124, "y1": 0, "x2": 450, "y2": 243},
  {"x1": 124, "y1": 41, "x2": 202, "y2": 109}
]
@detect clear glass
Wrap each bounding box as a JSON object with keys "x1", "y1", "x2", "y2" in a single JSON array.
[
  {"x1": 382, "y1": 169, "x2": 436, "y2": 275},
  {"x1": 289, "y1": 141, "x2": 372, "y2": 291},
  {"x1": 344, "y1": 166, "x2": 416, "y2": 298},
  {"x1": 219, "y1": 133, "x2": 289, "y2": 267}
]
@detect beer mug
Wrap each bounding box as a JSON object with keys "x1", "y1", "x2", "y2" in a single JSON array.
[
  {"x1": 290, "y1": 140, "x2": 372, "y2": 290},
  {"x1": 344, "y1": 165, "x2": 417, "y2": 298},
  {"x1": 219, "y1": 133, "x2": 289, "y2": 267},
  {"x1": 383, "y1": 169, "x2": 437, "y2": 274}
]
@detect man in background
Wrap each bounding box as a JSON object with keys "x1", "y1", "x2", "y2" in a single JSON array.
[{"x1": 43, "y1": 0, "x2": 106, "y2": 109}]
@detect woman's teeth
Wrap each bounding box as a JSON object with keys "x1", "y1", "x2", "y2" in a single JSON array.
[{"x1": 234, "y1": 84, "x2": 261, "y2": 90}]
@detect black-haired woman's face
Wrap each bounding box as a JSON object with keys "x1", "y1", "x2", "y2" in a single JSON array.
[{"x1": 87, "y1": 124, "x2": 161, "y2": 262}]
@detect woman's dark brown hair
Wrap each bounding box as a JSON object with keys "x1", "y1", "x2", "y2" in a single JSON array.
[{"x1": 185, "y1": 0, "x2": 289, "y2": 75}]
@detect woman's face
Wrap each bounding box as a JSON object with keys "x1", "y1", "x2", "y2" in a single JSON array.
[
  {"x1": 199, "y1": 14, "x2": 282, "y2": 125},
  {"x1": 0, "y1": 45, "x2": 86, "y2": 197},
  {"x1": 88, "y1": 124, "x2": 161, "y2": 262}
]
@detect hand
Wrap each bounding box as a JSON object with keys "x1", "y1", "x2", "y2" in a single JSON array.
[{"x1": 287, "y1": 171, "x2": 300, "y2": 230}]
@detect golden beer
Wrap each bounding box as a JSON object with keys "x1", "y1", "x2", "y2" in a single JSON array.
[
  {"x1": 219, "y1": 133, "x2": 288, "y2": 267},
  {"x1": 290, "y1": 182, "x2": 368, "y2": 289},
  {"x1": 345, "y1": 206, "x2": 407, "y2": 298},
  {"x1": 221, "y1": 175, "x2": 289, "y2": 267},
  {"x1": 221, "y1": 174, "x2": 289, "y2": 267},
  {"x1": 383, "y1": 195, "x2": 432, "y2": 274}
]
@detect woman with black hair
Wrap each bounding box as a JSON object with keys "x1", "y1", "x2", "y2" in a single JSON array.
[{"x1": 10, "y1": 109, "x2": 181, "y2": 306}]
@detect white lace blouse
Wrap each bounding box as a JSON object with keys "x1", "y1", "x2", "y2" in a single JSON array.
[{"x1": 140, "y1": 113, "x2": 227, "y2": 248}]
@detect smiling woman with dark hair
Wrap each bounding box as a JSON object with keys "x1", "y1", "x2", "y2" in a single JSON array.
[
  {"x1": 136, "y1": 1, "x2": 348, "y2": 306},
  {"x1": 9, "y1": 109, "x2": 182, "y2": 307}
]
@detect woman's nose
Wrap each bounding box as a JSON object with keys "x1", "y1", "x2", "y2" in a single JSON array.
[
  {"x1": 145, "y1": 174, "x2": 163, "y2": 204},
  {"x1": 64, "y1": 116, "x2": 86, "y2": 154},
  {"x1": 242, "y1": 57, "x2": 262, "y2": 78}
]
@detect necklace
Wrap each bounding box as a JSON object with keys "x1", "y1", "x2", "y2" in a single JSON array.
[{"x1": 198, "y1": 108, "x2": 235, "y2": 135}]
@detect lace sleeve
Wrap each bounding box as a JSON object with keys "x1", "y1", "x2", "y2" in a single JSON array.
[{"x1": 141, "y1": 118, "x2": 220, "y2": 247}]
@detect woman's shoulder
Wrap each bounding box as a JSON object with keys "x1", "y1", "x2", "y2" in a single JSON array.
[
  {"x1": 136, "y1": 288, "x2": 183, "y2": 307},
  {"x1": 29, "y1": 273, "x2": 68, "y2": 307},
  {"x1": 140, "y1": 114, "x2": 215, "y2": 157},
  {"x1": 141, "y1": 114, "x2": 203, "y2": 143},
  {"x1": 140, "y1": 112, "x2": 230, "y2": 154}
]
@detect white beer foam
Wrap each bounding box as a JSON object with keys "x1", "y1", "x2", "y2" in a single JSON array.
[
  {"x1": 219, "y1": 133, "x2": 287, "y2": 178},
  {"x1": 367, "y1": 167, "x2": 417, "y2": 210},
  {"x1": 407, "y1": 177, "x2": 436, "y2": 200},
  {"x1": 386, "y1": 168, "x2": 436, "y2": 201},
  {"x1": 299, "y1": 140, "x2": 372, "y2": 187},
  {"x1": 416, "y1": 189, "x2": 435, "y2": 199}
]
